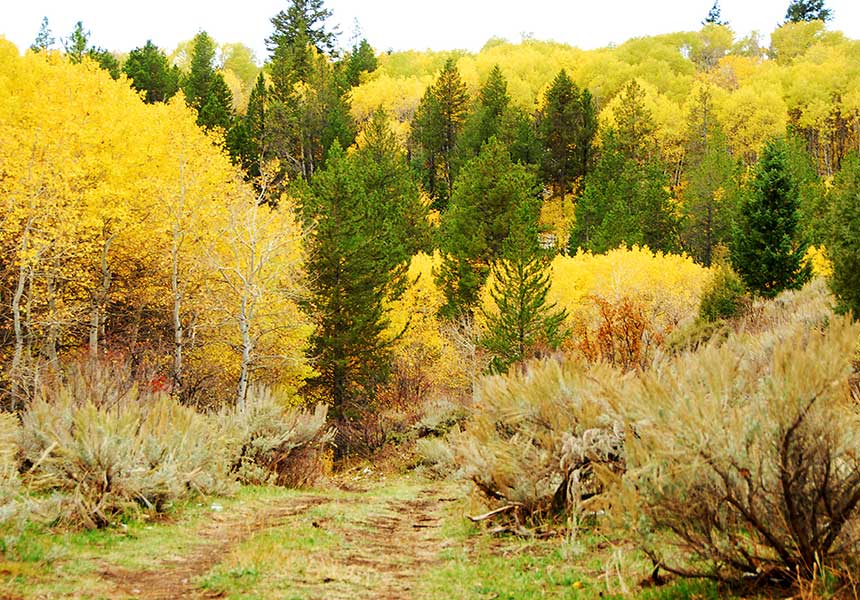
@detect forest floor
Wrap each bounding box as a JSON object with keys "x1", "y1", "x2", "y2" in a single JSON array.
[{"x1": 0, "y1": 466, "x2": 727, "y2": 600}]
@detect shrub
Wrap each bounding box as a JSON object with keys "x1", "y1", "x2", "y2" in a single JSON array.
[
  {"x1": 224, "y1": 386, "x2": 334, "y2": 487},
  {"x1": 455, "y1": 358, "x2": 626, "y2": 520},
  {"x1": 698, "y1": 263, "x2": 748, "y2": 322},
  {"x1": 627, "y1": 316, "x2": 860, "y2": 583},
  {"x1": 18, "y1": 367, "x2": 235, "y2": 528}
]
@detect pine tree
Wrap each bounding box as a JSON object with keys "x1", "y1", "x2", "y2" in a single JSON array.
[
  {"x1": 457, "y1": 65, "x2": 511, "y2": 160},
  {"x1": 731, "y1": 138, "x2": 811, "y2": 297},
  {"x1": 681, "y1": 87, "x2": 738, "y2": 266},
  {"x1": 123, "y1": 41, "x2": 180, "y2": 103},
  {"x1": 826, "y1": 153, "x2": 860, "y2": 316},
  {"x1": 30, "y1": 17, "x2": 54, "y2": 53},
  {"x1": 614, "y1": 79, "x2": 656, "y2": 163},
  {"x1": 481, "y1": 199, "x2": 567, "y2": 374},
  {"x1": 183, "y1": 31, "x2": 217, "y2": 110},
  {"x1": 229, "y1": 73, "x2": 268, "y2": 180},
  {"x1": 785, "y1": 0, "x2": 832, "y2": 23},
  {"x1": 439, "y1": 137, "x2": 538, "y2": 318},
  {"x1": 536, "y1": 70, "x2": 597, "y2": 201},
  {"x1": 703, "y1": 1, "x2": 727, "y2": 26},
  {"x1": 198, "y1": 72, "x2": 234, "y2": 131},
  {"x1": 337, "y1": 39, "x2": 378, "y2": 89},
  {"x1": 63, "y1": 21, "x2": 89, "y2": 64},
  {"x1": 302, "y1": 118, "x2": 424, "y2": 416},
  {"x1": 410, "y1": 58, "x2": 469, "y2": 210},
  {"x1": 571, "y1": 132, "x2": 677, "y2": 253},
  {"x1": 87, "y1": 47, "x2": 120, "y2": 79}
]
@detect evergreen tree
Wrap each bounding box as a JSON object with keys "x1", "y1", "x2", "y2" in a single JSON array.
[
  {"x1": 410, "y1": 58, "x2": 469, "y2": 210},
  {"x1": 86, "y1": 47, "x2": 120, "y2": 79},
  {"x1": 731, "y1": 138, "x2": 811, "y2": 297},
  {"x1": 481, "y1": 199, "x2": 567, "y2": 374},
  {"x1": 614, "y1": 79, "x2": 656, "y2": 162},
  {"x1": 337, "y1": 38, "x2": 378, "y2": 89},
  {"x1": 30, "y1": 17, "x2": 54, "y2": 53},
  {"x1": 827, "y1": 153, "x2": 860, "y2": 316},
  {"x1": 63, "y1": 21, "x2": 88, "y2": 64},
  {"x1": 572, "y1": 133, "x2": 677, "y2": 253},
  {"x1": 439, "y1": 137, "x2": 538, "y2": 318},
  {"x1": 457, "y1": 65, "x2": 511, "y2": 160},
  {"x1": 785, "y1": 0, "x2": 832, "y2": 22},
  {"x1": 536, "y1": 69, "x2": 597, "y2": 201},
  {"x1": 123, "y1": 41, "x2": 181, "y2": 103},
  {"x1": 703, "y1": 1, "x2": 727, "y2": 26},
  {"x1": 681, "y1": 87, "x2": 738, "y2": 266},
  {"x1": 302, "y1": 117, "x2": 425, "y2": 416},
  {"x1": 183, "y1": 31, "x2": 217, "y2": 110},
  {"x1": 198, "y1": 72, "x2": 234, "y2": 131},
  {"x1": 229, "y1": 73, "x2": 268, "y2": 180}
]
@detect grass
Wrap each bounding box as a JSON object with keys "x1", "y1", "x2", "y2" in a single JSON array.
[{"x1": 0, "y1": 470, "x2": 751, "y2": 600}]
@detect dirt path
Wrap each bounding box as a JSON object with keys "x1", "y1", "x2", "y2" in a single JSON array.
[
  {"x1": 99, "y1": 496, "x2": 329, "y2": 599},
  {"x1": 94, "y1": 477, "x2": 456, "y2": 600}
]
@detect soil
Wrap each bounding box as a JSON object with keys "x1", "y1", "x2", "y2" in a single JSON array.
[{"x1": 95, "y1": 479, "x2": 453, "y2": 600}]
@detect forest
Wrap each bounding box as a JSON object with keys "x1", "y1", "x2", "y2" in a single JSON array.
[{"x1": 2, "y1": 0, "x2": 860, "y2": 597}]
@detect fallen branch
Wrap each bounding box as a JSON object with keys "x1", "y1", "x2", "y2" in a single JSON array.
[{"x1": 467, "y1": 503, "x2": 524, "y2": 522}]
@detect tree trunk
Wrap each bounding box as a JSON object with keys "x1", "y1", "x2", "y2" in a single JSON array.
[{"x1": 89, "y1": 233, "x2": 116, "y2": 357}]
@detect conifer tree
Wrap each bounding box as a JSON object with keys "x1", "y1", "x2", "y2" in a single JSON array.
[
  {"x1": 439, "y1": 137, "x2": 538, "y2": 318},
  {"x1": 30, "y1": 17, "x2": 54, "y2": 53},
  {"x1": 536, "y1": 69, "x2": 597, "y2": 201},
  {"x1": 183, "y1": 31, "x2": 217, "y2": 110},
  {"x1": 123, "y1": 41, "x2": 180, "y2": 103},
  {"x1": 410, "y1": 58, "x2": 469, "y2": 210},
  {"x1": 785, "y1": 0, "x2": 832, "y2": 23},
  {"x1": 481, "y1": 199, "x2": 566, "y2": 374},
  {"x1": 198, "y1": 72, "x2": 234, "y2": 131},
  {"x1": 63, "y1": 21, "x2": 88, "y2": 64},
  {"x1": 229, "y1": 73, "x2": 268, "y2": 181},
  {"x1": 731, "y1": 138, "x2": 811, "y2": 297},
  {"x1": 826, "y1": 153, "x2": 860, "y2": 316},
  {"x1": 302, "y1": 115, "x2": 425, "y2": 416},
  {"x1": 703, "y1": 1, "x2": 727, "y2": 26},
  {"x1": 457, "y1": 65, "x2": 511, "y2": 159}
]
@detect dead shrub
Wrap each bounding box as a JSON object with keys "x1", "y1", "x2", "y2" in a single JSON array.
[
  {"x1": 577, "y1": 295, "x2": 663, "y2": 371},
  {"x1": 627, "y1": 316, "x2": 860, "y2": 584}
]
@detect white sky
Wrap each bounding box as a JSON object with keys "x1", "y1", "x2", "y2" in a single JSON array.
[{"x1": 3, "y1": 1, "x2": 859, "y2": 61}]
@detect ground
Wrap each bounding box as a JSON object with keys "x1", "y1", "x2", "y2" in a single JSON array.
[{"x1": 0, "y1": 469, "x2": 724, "y2": 600}]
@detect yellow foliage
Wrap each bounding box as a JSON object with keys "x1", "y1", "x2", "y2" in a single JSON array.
[{"x1": 804, "y1": 245, "x2": 833, "y2": 278}]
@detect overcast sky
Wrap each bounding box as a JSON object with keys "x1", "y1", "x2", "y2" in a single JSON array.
[{"x1": 3, "y1": 1, "x2": 859, "y2": 61}]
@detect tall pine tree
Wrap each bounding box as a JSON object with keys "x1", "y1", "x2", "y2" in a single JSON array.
[
  {"x1": 785, "y1": 0, "x2": 832, "y2": 22},
  {"x1": 481, "y1": 199, "x2": 566, "y2": 374},
  {"x1": 731, "y1": 138, "x2": 811, "y2": 297},
  {"x1": 123, "y1": 41, "x2": 180, "y2": 103}
]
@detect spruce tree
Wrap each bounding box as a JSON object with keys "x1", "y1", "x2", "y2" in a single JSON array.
[
  {"x1": 536, "y1": 70, "x2": 597, "y2": 201},
  {"x1": 229, "y1": 73, "x2": 268, "y2": 180},
  {"x1": 731, "y1": 138, "x2": 811, "y2": 297},
  {"x1": 439, "y1": 137, "x2": 538, "y2": 318},
  {"x1": 481, "y1": 199, "x2": 567, "y2": 374},
  {"x1": 785, "y1": 0, "x2": 832, "y2": 23},
  {"x1": 63, "y1": 21, "x2": 88, "y2": 64},
  {"x1": 826, "y1": 153, "x2": 860, "y2": 316},
  {"x1": 198, "y1": 72, "x2": 234, "y2": 131},
  {"x1": 183, "y1": 31, "x2": 217, "y2": 110},
  {"x1": 457, "y1": 65, "x2": 511, "y2": 160},
  {"x1": 703, "y1": 1, "x2": 726, "y2": 26},
  {"x1": 302, "y1": 115, "x2": 425, "y2": 417},
  {"x1": 410, "y1": 58, "x2": 469, "y2": 210},
  {"x1": 30, "y1": 17, "x2": 54, "y2": 53},
  {"x1": 123, "y1": 41, "x2": 180, "y2": 103}
]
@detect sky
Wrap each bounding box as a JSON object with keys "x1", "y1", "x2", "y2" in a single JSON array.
[{"x1": 3, "y1": 0, "x2": 859, "y2": 62}]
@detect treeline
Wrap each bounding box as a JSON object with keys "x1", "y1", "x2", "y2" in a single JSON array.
[{"x1": 4, "y1": 0, "x2": 860, "y2": 432}]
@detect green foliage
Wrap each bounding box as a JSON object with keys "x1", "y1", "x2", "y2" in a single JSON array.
[
  {"x1": 698, "y1": 260, "x2": 748, "y2": 322},
  {"x1": 536, "y1": 69, "x2": 597, "y2": 198},
  {"x1": 410, "y1": 58, "x2": 470, "y2": 209},
  {"x1": 481, "y1": 200, "x2": 567, "y2": 373},
  {"x1": 681, "y1": 88, "x2": 738, "y2": 266},
  {"x1": 731, "y1": 137, "x2": 811, "y2": 297},
  {"x1": 63, "y1": 21, "x2": 88, "y2": 64},
  {"x1": 123, "y1": 40, "x2": 181, "y2": 103},
  {"x1": 337, "y1": 38, "x2": 378, "y2": 89},
  {"x1": 702, "y1": 1, "x2": 726, "y2": 26},
  {"x1": 827, "y1": 153, "x2": 860, "y2": 316},
  {"x1": 571, "y1": 133, "x2": 678, "y2": 253},
  {"x1": 302, "y1": 120, "x2": 426, "y2": 416},
  {"x1": 86, "y1": 47, "x2": 120, "y2": 79},
  {"x1": 198, "y1": 72, "x2": 234, "y2": 130},
  {"x1": 785, "y1": 0, "x2": 833, "y2": 23},
  {"x1": 182, "y1": 31, "x2": 235, "y2": 130},
  {"x1": 439, "y1": 137, "x2": 537, "y2": 318},
  {"x1": 30, "y1": 17, "x2": 54, "y2": 53}
]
